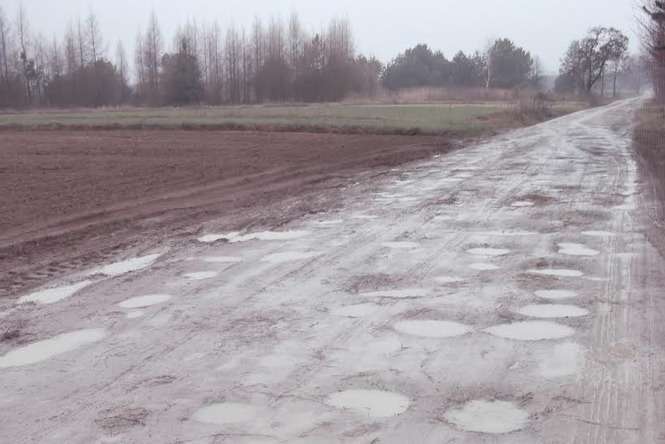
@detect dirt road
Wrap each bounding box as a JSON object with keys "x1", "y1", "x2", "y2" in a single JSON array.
[{"x1": 2, "y1": 98, "x2": 665, "y2": 443}]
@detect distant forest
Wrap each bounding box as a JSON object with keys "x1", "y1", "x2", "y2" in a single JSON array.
[{"x1": 0, "y1": 5, "x2": 643, "y2": 108}]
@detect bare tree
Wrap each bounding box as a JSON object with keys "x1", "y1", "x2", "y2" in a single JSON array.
[
  {"x1": 144, "y1": 11, "x2": 163, "y2": 105},
  {"x1": 0, "y1": 5, "x2": 11, "y2": 87},
  {"x1": 642, "y1": 1, "x2": 665, "y2": 101},
  {"x1": 16, "y1": 3, "x2": 32, "y2": 104},
  {"x1": 86, "y1": 11, "x2": 103, "y2": 63}
]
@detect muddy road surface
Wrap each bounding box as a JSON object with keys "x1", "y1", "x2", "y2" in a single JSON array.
[{"x1": 2, "y1": 98, "x2": 665, "y2": 443}]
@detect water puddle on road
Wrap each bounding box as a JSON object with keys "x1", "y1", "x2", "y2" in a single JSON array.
[
  {"x1": 201, "y1": 256, "x2": 243, "y2": 264},
  {"x1": 394, "y1": 320, "x2": 472, "y2": 338},
  {"x1": 467, "y1": 248, "x2": 511, "y2": 257},
  {"x1": 126, "y1": 310, "x2": 145, "y2": 319},
  {"x1": 88, "y1": 254, "x2": 161, "y2": 277},
  {"x1": 511, "y1": 201, "x2": 535, "y2": 208},
  {"x1": 361, "y1": 289, "x2": 428, "y2": 299},
  {"x1": 0, "y1": 329, "x2": 107, "y2": 368},
  {"x1": 470, "y1": 263, "x2": 500, "y2": 271},
  {"x1": 325, "y1": 389, "x2": 410, "y2": 418},
  {"x1": 382, "y1": 241, "x2": 420, "y2": 249},
  {"x1": 261, "y1": 251, "x2": 322, "y2": 264},
  {"x1": 184, "y1": 271, "x2": 219, "y2": 281},
  {"x1": 192, "y1": 402, "x2": 256, "y2": 425},
  {"x1": 539, "y1": 342, "x2": 584, "y2": 378},
  {"x1": 198, "y1": 230, "x2": 310, "y2": 243},
  {"x1": 118, "y1": 294, "x2": 172, "y2": 309},
  {"x1": 19, "y1": 280, "x2": 93, "y2": 305},
  {"x1": 582, "y1": 230, "x2": 615, "y2": 237},
  {"x1": 528, "y1": 269, "x2": 584, "y2": 278},
  {"x1": 535, "y1": 290, "x2": 578, "y2": 300},
  {"x1": 445, "y1": 400, "x2": 529, "y2": 434},
  {"x1": 558, "y1": 243, "x2": 600, "y2": 256},
  {"x1": 516, "y1": 304, "x2": 589, "y2": 318},
  {"x1": 331, "y1": 303, "x2": 379, "y2": 318},
  {"x1": 351, "y1": 214, "x2": 378, "y2": 220},
  {"x1": 485, "y1": 321, "x2": 575, "y2": 341}
]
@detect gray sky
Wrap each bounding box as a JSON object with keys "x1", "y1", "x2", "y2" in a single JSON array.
[{"x1": 5, "y1": 0, "x2": 641, "y2": 73}]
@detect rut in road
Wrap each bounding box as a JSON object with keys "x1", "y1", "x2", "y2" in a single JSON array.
[{"x1": 1, "y1": 99, "x2": 665, "y2": 443}]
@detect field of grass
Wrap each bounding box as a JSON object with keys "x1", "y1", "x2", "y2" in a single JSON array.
[{"x1": 0, "y1": 101, "x2": 586, "y2": 136}]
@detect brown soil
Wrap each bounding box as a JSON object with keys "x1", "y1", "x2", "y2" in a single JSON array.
[{"x1": 0, "y1": 130, "x2": 450, "y2": 297}]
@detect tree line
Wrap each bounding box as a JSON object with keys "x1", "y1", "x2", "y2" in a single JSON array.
[
  {"x1": 0, "y1": 4, "x2": 644, "y2": 109},
  {"x1": 0, "y1": 6, "x2": 383, "y2": 108},
  {"x1": 641, "y1": 1, "x2": 665, "y2": 102}
]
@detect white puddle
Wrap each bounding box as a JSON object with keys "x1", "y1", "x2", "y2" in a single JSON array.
[
  {"x1": 558, "y1": 243, "x2": 599, "y2": 256},
  {"x1": 434, "y1": 276, "x2": 464, "y2": 284},
  {"x1": 485, "y1": 321, "x2": 575, "y2": 341},
  {"x1": 516, "y1": 304, "x2": 589, "y2": 318},
  {"x1": 126, "y1": 310, "x2": 145, "y2": 319},
  {"x1": 184, "y1": 271, "x2": 219, "y2": 281},
  {"x1": 582, "y1": 231, "x2": 614, "y2": 237},
  {"x1": 19, "y1": 280, "x2": 93, "y2": 305},
  {"x1": 351, "y1": 214, "x2": 378, "y2": 220},
  {"x1": 317, "y1": 219, "x2": 344, "y2": 226},
  {"x1": 479, "y1": 230, "x2": 536, "y2": 237},
  {"x1": 198, "y1": 230, "x2": 310, "y2": 243},
  {"x1": 201, "y1": 256, "x2": 243, "y2": 264},
  {"x1": 394, "y1": 320, "x2": 472, "y2": 338},
  {"x1": 361, "y1": 289, "x2": 428, "y2": 299},
  {"x1": 535, "y1": 289, "x2": 578, "y2": 300},
  {"x1": 331, "y1": 303, "x2": 379, "y2": 318},
  {"x1": 382, "y1": 241, "x2": 420, "y2": 249},
  {"x1": 118, "y1": 294, "x2": 172, "y2": 309},
  {"x1": 470, "y1": 263, "x2": 500, "y2": 271},
  {"x1": 261, "y1": 251, "x2": 322, "y2": 264},
  {"x1": 192, "y1": 402, "x2": 256, "y2": 425},
  {"x1": 0, "y1": 329, "x2": 106, "y2": 368},
  {"x1": 539, "y1": 342, "x2": 585, "y2": 378},
  {"x1": 88, "y1": 254, "x2": 161, "y2": 277},
  {"x1": 511, "y1": 201, "x2": 534, "y2": 208},
  {"x1": 325, "y1": 389, "x2": 410, "y2": 418},
  {"x1": 528, "y1": 269, "x2": 584, "y2": 277},
  {"x1": 467, "y1": 248, "x2": 510, "y2": 257},
  {"x1": 445, "y1": 400, "x2": 529, "y2": 434}
]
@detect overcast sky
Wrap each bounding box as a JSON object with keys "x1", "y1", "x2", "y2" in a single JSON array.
[{"x1": 4, "y1": 0, "x2": 641, "y2": 74}]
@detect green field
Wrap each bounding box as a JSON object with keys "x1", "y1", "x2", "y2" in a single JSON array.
[{"x1": 0, "y1": 102, "x2": 584, "y2": 136}]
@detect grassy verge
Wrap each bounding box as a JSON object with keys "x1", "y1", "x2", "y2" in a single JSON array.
[
  {"x1": 634, "y1": 102, "x2": 665, "y2": 216},
  {"x1": 0, "y1": 102, "x2": 586, "y2": 137}
]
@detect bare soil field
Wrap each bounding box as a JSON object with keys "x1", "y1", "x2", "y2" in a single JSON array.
[{"x1": 0, "y1": 130, "x2": 449, "y2": 297}]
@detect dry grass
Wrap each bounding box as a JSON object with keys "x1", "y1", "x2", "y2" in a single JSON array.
[
  {"x1": 0, "y1": 100, "x2": 585, "y2": 137},
  {"x1": 635, "y1": 102, "x2": 665, "y2": 216}
]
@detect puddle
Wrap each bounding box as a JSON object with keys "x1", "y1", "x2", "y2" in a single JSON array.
[
  {"x1": 126, "y1": 310, "x2": 145, "y2": 319},
  {"x1": 434, "y1": 276, "x2": 464, "y2": 284},
  {"x1": 261, "y1": 251, "x2": 322, "y2": 264},
  {"x1": 201, "y1": 256, "x2": 243, "y2": 264},
  {"x1": 470, "y1": 263, "x2": 500, "y2": 271},
  {"x1": 325, "y1": 389, "x2": 410, "y2": 418},
  {"x1": 558, "y1": 243, "x2": 599, "y2": 256},
  {"x1": 382, "y1": 241, "x2": 420, "y2": 249},
  {"x1": 331, "y1": 303, "x2": 379, "y2": 318},
  {"x1": 361, "y1": 289, "x2": 428, "y2": 299},
  {"x1": 192, "y1": 402, "x2": 256, "y2": 425},
  {"x1": 539, "y1": 342, "x2": 584, "y2": 378},
  {"x1": 88, "y1": 254, "x2": 161, "y2": 277},
  {"x1": 118, "y1": 294, "x2": 172, "y2": 309},
  {"x1": 19, "y1": 280, "x2": 93, "y2": 305},
  {"x1": 445, "y1": 400, "x2": 529, "y2": 434},
  {"x1": 582, "y1": 231, "x2": 614, "y2": 237},
  {"x1": 485, "y1": 321, "x2": 575, "y2": 341},
  {"x1": 317, "y1": 220, "x2": 344, "y2": 226},
  {"x1": 479, "y1": 230, "x2": 536, "y2": 237},
  {"x1": 0, "y1": 329, "x2": 107, "y2": 368},
  {"x1": 352, "y1": 214, "x2": 378, "y2": 220},
  {"x1": 535, "y1": 290, "x2": 578, "y2": 300},
  {"x1": 511, "y1": 201, "x2": 534, "y2": 208},
  {"x1": 528, "y1": 269, "x2": 583, "y2": 277},
  {"x1": 198, "y1": 230, "x2": 309, "y2": 243},
  {"x1": 394, "y1": 320, "x2": 472, "y2": 338},
  {"x1": 467, "y1": 248, "x2": 510, "y2": 257},
  {"x1": 516, "y1": 304, "x2": 589, "y2": 318},
  {"x1": 184, "y1": 271, "x2": 219, "y2": 281}
]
